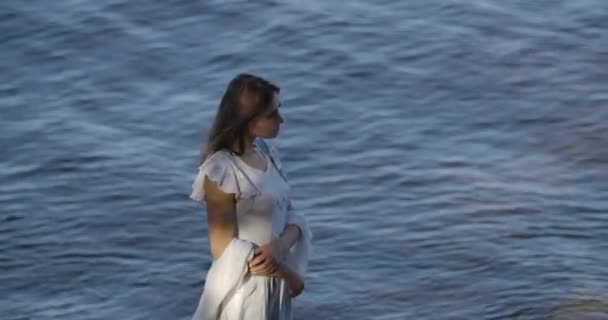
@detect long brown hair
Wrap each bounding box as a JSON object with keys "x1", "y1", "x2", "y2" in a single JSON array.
[{"x1": 199, "y1": 73, "x2": 280, "y2": 164}]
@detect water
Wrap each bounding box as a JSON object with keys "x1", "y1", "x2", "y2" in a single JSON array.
[{"x1": 1, "y1": 1, "x2": 607, "y2": 319}]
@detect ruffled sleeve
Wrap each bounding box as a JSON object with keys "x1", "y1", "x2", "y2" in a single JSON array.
[{"x1": 189, "y1": 151, "x2": 256, "y2": 203}]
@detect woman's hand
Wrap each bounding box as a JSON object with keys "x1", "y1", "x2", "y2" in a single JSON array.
[
  {"x1": 287, "y1": 280, "x2": 304, "y2": 298},
  {"x1": 247, "y1": 239, "x2": 285, "y2": 276}
]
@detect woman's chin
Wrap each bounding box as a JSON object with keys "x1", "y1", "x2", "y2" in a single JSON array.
[
  {"x1": 257, "y1": 133, "x2": 278, "y2": 139},
  {"x1": 258, "y1": 128, "x2": 280, "y2": 139}
]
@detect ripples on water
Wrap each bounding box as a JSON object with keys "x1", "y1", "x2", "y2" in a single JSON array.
[{"x1": 1, "y1": 1, "x2": 607, "y2": 319}]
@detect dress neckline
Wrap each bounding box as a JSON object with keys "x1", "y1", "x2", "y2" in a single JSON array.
[{"x1": 234, "y1": 147, "x2": 271, "y2": 175}]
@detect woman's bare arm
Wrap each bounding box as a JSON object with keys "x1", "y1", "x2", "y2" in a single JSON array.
[
  {"x1": 203, "y1": 176, "x2": 238, "y2": 259},
  {"x1": 275, "y1": 224, "x2": 301, "y2": 254},
  {"x1": 274, "y1": 200, "x2": 302, "y2": 253},
  {"x1": 275, "y1": 262, "x2": 304, "y2": 298}
]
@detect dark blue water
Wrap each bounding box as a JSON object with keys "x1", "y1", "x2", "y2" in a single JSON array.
[{"x1": 2, "y1": 1, "x2": 608, "y2": 319}]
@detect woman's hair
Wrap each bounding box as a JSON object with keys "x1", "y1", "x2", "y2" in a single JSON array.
[{"x1": 199, "y1": 73, "x2": 280, "y2": 164}]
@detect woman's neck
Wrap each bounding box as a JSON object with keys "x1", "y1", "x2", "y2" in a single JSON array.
[{"x1": 233, "y1": 136, "x2": 257, "y2": 154}]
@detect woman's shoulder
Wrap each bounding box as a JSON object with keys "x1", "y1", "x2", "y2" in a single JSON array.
[
  {"x1": 191, "y1": 149, "x2": 254, "y2": 202},
  {"x1": 197, "y1": 149, "x2": 241, "y2": 179},
  {"x1": 200, "y1": 149, "x2": 235, "y2": 167}
]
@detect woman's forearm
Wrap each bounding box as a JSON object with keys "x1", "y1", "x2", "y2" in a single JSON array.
[
  {"x1": 276, "y1": 224, "x2": 301, "y2": 254},
  {"x1": 277, "y1": 262, "x2": 304, "y2": 295},
  {"x1": 277, "y1": 201, "x2": 303, "y2": 253}
]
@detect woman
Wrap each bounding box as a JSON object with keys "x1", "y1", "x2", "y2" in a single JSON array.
[{"x1": 189, "y1": 73, "x2": 312, "y2": 320}]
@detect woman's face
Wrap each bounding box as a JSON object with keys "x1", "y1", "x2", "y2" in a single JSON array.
[{"x1": 249, "y1": 92, "x2": 284, "y2": 138}]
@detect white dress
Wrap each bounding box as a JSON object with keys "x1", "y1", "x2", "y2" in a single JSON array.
[{"x1": 189, "y1": 138, "x2": 312, "y2": 320}]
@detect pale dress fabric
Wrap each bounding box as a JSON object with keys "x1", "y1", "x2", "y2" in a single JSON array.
[{"x1": 189, "y1": 138, "x2": 312, "y2": 320}]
